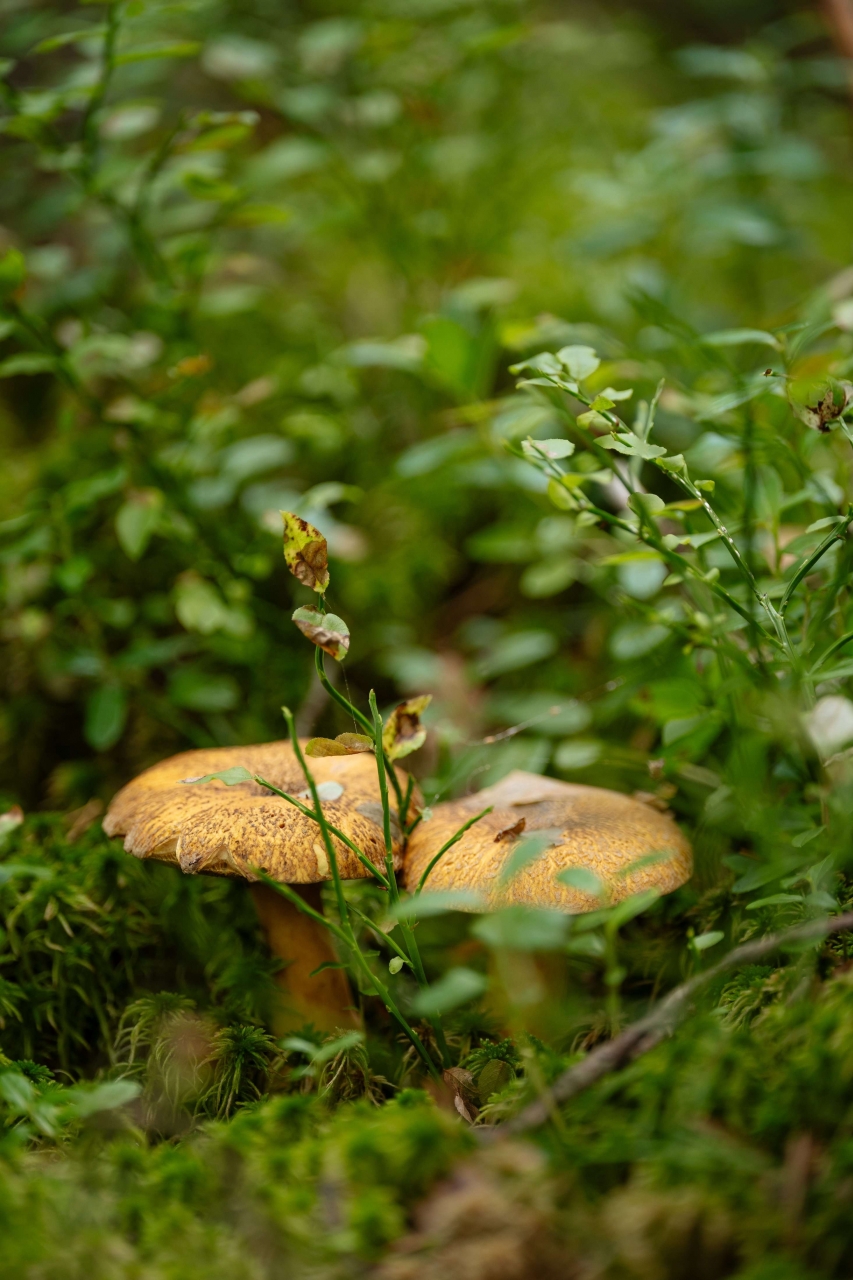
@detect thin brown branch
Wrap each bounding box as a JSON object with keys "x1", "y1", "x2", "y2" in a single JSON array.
[{"x1": 483, "y1": 910, "x2": 853, "y2": 1142}]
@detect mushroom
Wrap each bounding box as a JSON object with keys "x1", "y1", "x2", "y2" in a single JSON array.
[
  {"x1": 402, "y1": 770, "x2": 691, "y2": 911},
  {"x1": 104, "y1": 740, "x2": 413, "y2": 1031}
]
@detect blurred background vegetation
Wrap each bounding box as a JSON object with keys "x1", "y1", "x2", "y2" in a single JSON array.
[
  {"x1": 2, "y1": 0, "x2": 851, "y2": 817},
  {"x1": 4, "y1": 0, "x2": 853, "y2": 1275}
]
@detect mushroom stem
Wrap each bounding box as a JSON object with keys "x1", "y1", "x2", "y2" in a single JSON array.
[{"x1": 250, "y1": 882, "x2": 358, "y2": 1033}]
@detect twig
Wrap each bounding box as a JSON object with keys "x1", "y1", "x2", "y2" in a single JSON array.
[{"x1": 483, "y1": 910, "x2": 853, "y2": 1141}]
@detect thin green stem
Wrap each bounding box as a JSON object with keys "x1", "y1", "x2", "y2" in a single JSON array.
[
  {"x1": 315, "y1": 646, "x2": 372, "y2": 734},
  {"x1": 810, "y1": 629, "x2": 853, "y2": 675},
  {"x1": 416, "y1": 808, "x2": 494, "y2": 895},
  {"x1": 348, "y1": 902, "x2": 411, "y2": 969},
  {"x1": 779, "y1": 510, "x2": 852, "y2": 616},
  {"x1": 281, "y1": 706, "x2": 440, "y2": 1079},
  {"x1": 662, "y1": 468, "x2": 762, "y2": 605},
  {"x1": 368, "y1": 691, "x2": 449, "y2": 1065},
  {"x1": 281, "y1": 706, "x2": 350, "y2": 931},
  {"x1": 258, "y1": 874, "x2": 439, "y2": 1079},
  {"x1": 314, "y1": 646, "x2": 406, "y2": 809},
  {"x1": 254, "y1": 871, "x2": 349, "y2": 945},
  {"x1": 251, "y1": 774, "x2": 389, "y2": 888},
  {"x1": 402, "y1": 774, "x2": 416, "y2": 831},
  {"x1": 79, "y1": 1, "x2": 120, "y2": 184},
  {"x1": 369, "y1": 690, "x2": 397, "y2": 893}
]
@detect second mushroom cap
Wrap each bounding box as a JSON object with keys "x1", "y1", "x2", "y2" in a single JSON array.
[{"x1": 402, "y1": 770, "x2": 692, "y2": 912}]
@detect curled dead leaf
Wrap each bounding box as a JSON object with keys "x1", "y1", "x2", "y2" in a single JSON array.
[
  {"x1": 443, "y1": 1066, "x2": 479, "y2": 1124},
  {"x1": 494, "y1": 817, "x2": 526, "y2": 842},
  {"x1": 292, "y1": 605, "x2": 349, "y2": 660},
  {"x1": 383, "y1": 695, "x2": 432, "y2": 760},
  {"x1": 282, "y1": 511, "x2": 330, "y2": 592}
]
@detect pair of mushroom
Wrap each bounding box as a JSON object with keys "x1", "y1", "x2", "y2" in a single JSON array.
[{"x1": 104, "y1": 745, "x2": 691, "y2": 1031}]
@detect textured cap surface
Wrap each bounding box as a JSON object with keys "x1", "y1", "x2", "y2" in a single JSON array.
[
  {"x1": 104, "y1": 740, "x2": 411, "y2": 883},
  {"x1": 402, "y1": 770, "x2": 691, "y2": 912}
]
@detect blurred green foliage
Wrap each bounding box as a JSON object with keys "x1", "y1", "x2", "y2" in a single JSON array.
[{"x1": 4, "y1": 0, "x2": 853, "y2": 1273}]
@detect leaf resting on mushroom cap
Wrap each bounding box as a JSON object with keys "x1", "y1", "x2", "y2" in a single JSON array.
[
  {"x1": 292, "y1": 606, "x2": 350, "y2": 659},
  {"x1": 306, "y1": 733, "x2": 372, "y2": 757},
  {"x1": 382, "y1": 695, "x2": 432, "y2": 760},
  {"x1": 305, "y1": 738, "x2": 348, "y2": 757},
  {"x1": 281, "y1": 511, "x2": 330, "y2": 592},
  {"x1": 182, "y1": 765, "x2": 254, "y2": 785}
]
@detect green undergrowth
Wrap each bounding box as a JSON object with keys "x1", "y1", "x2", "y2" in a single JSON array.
[
  {"x1": 4, "y1": 815, "x2": 853, "y2": 1276},
  {"x1": 4, "y1": 952, "x2": 853, "y2": 1276},
  {"x1": 3, "y1": 0, "x2": 853, "y2": 1272},
  {"x1": 0, "y1": 813, "x2": 276, "y2": 1075}
]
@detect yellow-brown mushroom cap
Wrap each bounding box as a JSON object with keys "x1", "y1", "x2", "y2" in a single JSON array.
[
  {"x1": 104, "y1": 740, "x2": 414, "y2": 884},
  {"x1": 402, "y1": 770, "x2": 692, "y2": 912}
]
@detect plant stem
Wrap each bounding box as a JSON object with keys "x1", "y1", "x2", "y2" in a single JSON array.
[
  {"x1": 281, "y1": 706, "x2": 351, "y2": 931},
  {"x1": 415, "y1": 808, "x2": 494, "y2": 894},
  {"x1": 280, "y1": 705, "x2": 441, "y2": 1080},
  {"x1": 369, "y1": 690, "x2": 450, "y2": 1068},
  {"x1": 314, "y1": 647, "x2": 406, "y2": 812},
  {"x1": 79, "y1": 1, "x2": 120, "y2": 185},
  {"x1": 252, "y1": 774, "x2": 390, "y2": 888}
]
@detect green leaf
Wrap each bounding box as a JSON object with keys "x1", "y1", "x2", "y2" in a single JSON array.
[
  {"x1": 84, "y1": 685, "x2": 127, "y2": 751},
  {"x1": 576, "y1": 409, "x2": 611, "y2": 430},
  {"x1": 0, "y1": 862, "x2": 51, "y2": 886},
  {"x1": 702, "y1": 328, "x2": 780, "y2": 349},
  {"x1": 628, "y1": 492, "x2": 666, "y2": 517},
  {"x1": 556, "y1": 344, "x2": 600, "y2": 380},
  {"x1": 657, "y1": 454, "x2": 688, "y2": 475},
  {"x1": 605, "y1": 888, "x2": 660, "y2": 931},
  {"x1": 521, "y1": 437, "x2": 575, "y2": 460},
  {"x1": 309, "y1": 961, "x2": 348, "y2": 977},
  {"x1": 174, "y1": 574, "x2": 252, "y2": 639},
  {"x1": 181, "y1": 765, "x2": 254, "y2": 786},
  {"x1": 388, "y1": 956, "x2": 404, "y2": 974},
  {"x1": 411, "y1": 967, "x2": 487, "y2": 1016},
  {"x1": 393, "y1": 890, "x2": 486, "y2": 920},
  {"x1": 508, "y1": 351, "x2": 563, "y2": 377},
  {"x1": 292, "y1": 606, "x2": 349, "y2": 660},
  {"x1": 547, "y1": 477, "x2": 577, "y2": 510},
  {"x1": 341, "y1": 336, "x2": 425, "y2": 372},
  {"x1": 305, "y1": 737, "x2": 349, "y2": 757},
  {"x1": 228, "y1": 203, "x2": 292, "y2": 226},
  {"x1": 498, "y1": 832, "x2": 556, "y2": 885},
  {"x1": 792, "y1": 826, "x2": 825, "y2": 848},
  {"x1": 472, "y1": 906, "x2": 570, "y2": 951},
  {"x1": 281, "y1": 512, "x2": 330, "y2": 592},
  {"x1": 335, "y1": 733, "x2": 372, "y2": 752},
  {"x1": 0, "y1": 353, "x2": 56, "y2": 378},
  {"x1": 557, "y1": 866, "x2": 604, "y2": 898},
  {"x1": 601, "y1": 432, "x2": 667, "y2": 459},
  {"x1": 474, "y1": 630, "x2": 557, "y2": 679},
  {"x1": 0, "y1": 248, "x2": 26, "y2": 298},
  {"x1": 692, "y1": 930, "x2": 725, "y2": 951},
  {"x1": 66, "y1": 1079, "x2": 140, "y2": 1119},
  {"x1": 114, "y1": 41, "x2": 201, "y2": 66},
  {"x1": 115, "y1": 489, "x2": 164, "y2": 561},
  {"x1": 33, "y1": 27, "x2": 106, "y2": 53},
  {"x1": 745, "y1": 893, "x2": 803, "y2": 911}
]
